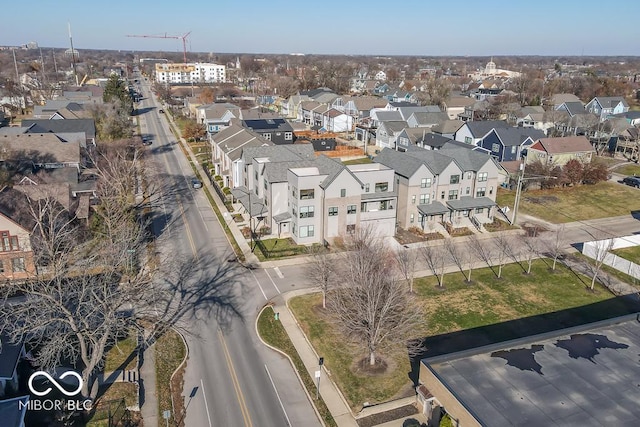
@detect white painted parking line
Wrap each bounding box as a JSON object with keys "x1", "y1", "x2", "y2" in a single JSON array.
[
  {"x1": 273, "y1": 266, "x2": 284, "y2": 279},
  {"x1": 263, "y1": 269, "x2": 281, "y2": 294}
]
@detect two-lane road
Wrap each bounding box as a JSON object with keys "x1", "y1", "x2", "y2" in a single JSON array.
[{"x1": 135, "y1": 78, "x2": 320, "y2": 427}]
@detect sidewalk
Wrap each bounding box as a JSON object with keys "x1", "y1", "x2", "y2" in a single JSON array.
[
  {"x1": 274, "y1": 289, "x2": 359, "y2": 427},
  {"x1": 139, "y1": 337, "x2": 158, "y2": 427}
]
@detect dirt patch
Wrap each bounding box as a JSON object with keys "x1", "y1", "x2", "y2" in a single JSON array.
[
  {"x1": 353, "y1": 356, "x2": 392, "y2": 376},
  {"x1": 356, "y1": 404, "x2": 420, "y2": 427},
  {"x1": 524, "y1": 195, "x2": 560, "y2": 204}
]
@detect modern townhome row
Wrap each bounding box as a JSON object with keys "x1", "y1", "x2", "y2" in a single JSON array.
[{"x1": 225, "y1": 142, "x2": 506, "y2": 245}]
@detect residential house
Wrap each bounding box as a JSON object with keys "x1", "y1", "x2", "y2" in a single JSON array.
[
  {"x1": 370, "y1": 110, "x2": 403, "y2": 127},
  {"x1": 407, "y1": 112, "x2": 450, "y2": 129},
  {"x1": 431, "y1": 120, "x2": 465, "y2": 139},
  {"x1": 550, "y1": 93, "x2": 582, "y2": 109},
  {"x1": 322, "y1": 109, "x2": 354, "y2": 133},
  {"x1": 210, "y1": 124, "x2": 273, "y2": 188},
  {"x1": 20, "y1": 118, "x2": 97, "y2": 147},
  {"x1": 281, "y1": 94, "x2": 311, "y2": 119},
  {"x1": 242, "y1": 118, "x2": 295, "y2": 145},
  {"x1": 298, "y1": 101, "x2": 326, "y2": 126},
  {"x1": 479, "y1": 127, "x2": 545, "y2": 162},
  {"x1": 196, "y1": 103, "x2": 240, "y2": 137},
  {"x1": 343, "y1": 96, "x2": 388, "y2": 120},
  {"x1": 525, "y1": 136, "x2": 595, "y2": 167},
  {"x1": 376, "y1": 120, "x2": 408, "y2": 149},
  {"x1": 374, "y1": 70, "x2": 387, "y2": 81},
  {"x1": 396, "y1": 129, "x2": 454, "y2": 152},
  {"x1": 555, "y1": 101, "x2": 587, "y2": 118},
  {"x1": 609, "y1": 111, "x2": 640, "y2": 126},
  {"x1": 0, "y1": 130, "x2": 83, "y2": 171},
  {"x1": 0, "y1": 188, "x2": 36, "y2": 281},
  {"x1": 385, "y1": 102, "x2": 438, "y2": 119},
  {"x1": 375, "y1": 146, "x2": 501, "y2": 231},
  {"x1": 0, "y1": 395, "x2": 29, "y2": 427},
  {"x1": 457, "y1": 99, "x2": 492, "y2": 121},
  {"x1": 287, "y1": 160, "x2": 397, "y2": 245},
  {"x1": 443, "y1": 96, "x2": 478, "y2": 120},
  {"x1": 454, "y1": 120, "x2": 509, "y2": 146},
  {"x1": 585, "y1": 96, "x2": 629, "y2": 121}
]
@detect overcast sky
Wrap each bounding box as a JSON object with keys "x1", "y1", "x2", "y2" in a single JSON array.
[{"x1": 4, "y1": 0, "x2": 638, "y2": 56}]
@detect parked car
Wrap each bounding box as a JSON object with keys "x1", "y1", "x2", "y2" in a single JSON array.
[
  {"x1": 191, "y1": 178, "x2": 203, "y2": 189},
  {"x1": 622, "y1": 176, "x2": 640, "y2": 188},
  {"x1": 142, "y1": 137, "x2": 152, "y2": 146}
]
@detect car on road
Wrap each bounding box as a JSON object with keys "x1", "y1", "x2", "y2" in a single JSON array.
[
  {"x1": 158, "y1": 109, "x2": 164, "y2": 114},
  {"x1": 622, "y1": 176, "x2": 640, "y2": 187},
  {"x1": 191, "y1": 178, "x2": 203, "y2": 189},
  {"x1": 142, "y1": 138, "x2": 152, "y2": 146}
]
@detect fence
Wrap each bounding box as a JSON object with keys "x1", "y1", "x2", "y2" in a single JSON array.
[{"x1": 582, "y1": 235, "x2": 640, "y2": 280}]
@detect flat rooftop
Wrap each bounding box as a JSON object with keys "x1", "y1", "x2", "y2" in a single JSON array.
[{"x1": 426, "y1": 317, "x2": 640, "y2": 426}]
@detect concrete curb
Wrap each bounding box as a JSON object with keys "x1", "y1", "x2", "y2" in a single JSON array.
[{"x1": 254, "y1": 304, "x2": 327, "y2": 427}]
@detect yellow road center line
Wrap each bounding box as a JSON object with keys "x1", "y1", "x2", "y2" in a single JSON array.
[{"x1": 218, "y1": 329, "x2": 253, "y2": 427}]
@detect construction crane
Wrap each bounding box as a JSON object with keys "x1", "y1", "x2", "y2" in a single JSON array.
[{"x1": 126, "y1": 32, "x2": 191, "y2": 63}]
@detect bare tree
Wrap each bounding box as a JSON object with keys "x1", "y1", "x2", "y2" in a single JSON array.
[
  {"x1": 587, "y1": 237, "x2": 615, "y2": 291},
  {"x1": 306, "y1": 245, "x2": 335, "y2": 308},
  {"x1": 469, "y1": 234, "x2": 494, "y2": 275},
  {"x1": 444, "y1": 238, "x2": 475, "y2": 282},
  {"x1": 420, "y1": 244, "x2": 448, "y2": 288},
  {"x1": 394, "y1": 247, "x2": 418, "y2": 293},
  {"x1": 521, "y1": 234, "x2": 541, "y2": 275},
  {"x1": 328, "y1": 228, "x2": 421, "y2": 366},
  {"x1": 493, "y1": 232, "x2": 512, "y2": 279},
  {"x1": 544, "y1": 224, "x2": 566, "y2": 271}
]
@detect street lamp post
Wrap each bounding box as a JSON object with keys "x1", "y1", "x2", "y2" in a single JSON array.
[{"x1": 511, "y1": 160, "x2": 557, "y2": 226}]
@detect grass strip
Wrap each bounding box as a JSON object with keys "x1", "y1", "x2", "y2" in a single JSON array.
[
  {"x1": 155, "y1": 329, "x2": 186, "y2": 426},
  {"x1": 257, "y1": 306, "x2": 337, "y2": 427}
]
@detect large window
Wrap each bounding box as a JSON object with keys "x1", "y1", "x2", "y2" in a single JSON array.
[
  {"x1": 448, "y1": 190, "x2": 458, "y2": 200},
  {"x1": 328, "y1": 207, "x2": 338, "y2": 216},
  {"x1": 347, "y1": 205, "x2": 357, "y2": 214},
  {"x1": 299, "y1": 225, "x2": 314, "y2": 238},
  {"x1": 420, "y1": 194, "x2": 429, "y2": 204},
  {"x1": 0, "y1": 232, "x2": 18, "y2": 252},
  {"x1": 421, "y1": 177, "x2": 432, "y2": 188},
  {"x1": 300, "y1": 206, "x2": 315, "y2": 218},
  {"x1": 478, "y1": 172, "x2": 488, "y2": 182},
  {"x1": 300, "y1": 189, "x2": 314, "y2": 200},
  {"x1": 375, "y1": 182, "x2": 388, "y2": 192},
  {"x1": 491, "y1": 143, "x2": 499, "y2": 152},
  {"x1": 450, "y1": 175, "x2": 460, "y2": 184},
  {"x1": 476, "y1": 187, "x2": 486, "y2": 197}
]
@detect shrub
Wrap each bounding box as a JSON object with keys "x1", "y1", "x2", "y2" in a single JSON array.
[{"x1": 222, "y1": 187, "x2": 231, "y2": 195}]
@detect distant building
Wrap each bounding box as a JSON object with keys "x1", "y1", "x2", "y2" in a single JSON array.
[
  {"x1": 467, "y1": 59, "x2": 521, "y2": 80},
  {"x1": 155, "y1": 62, "x2": 226, "y2": 84}
]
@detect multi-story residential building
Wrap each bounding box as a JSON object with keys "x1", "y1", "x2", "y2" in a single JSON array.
[
  {"x1": 0, "y1": 188, "x2": 36, "y2": 281},
  {"x1": 585, "y1": 96, "x2": 629, "y2": 121},
  {"x1": 155, "y1": 62, "x2": 226, "y2": 84},
  {"x1": 375, "y1": 146, "x2": 502, "y2": 231}
]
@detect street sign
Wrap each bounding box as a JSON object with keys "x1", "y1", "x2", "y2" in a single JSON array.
[
  {"x1": 162, "y1": 410, "x2": 171, "y2": 419},
  {"x1": 319, "y1": 357, "x2": 324, "y2": 366},
  {"x1": 315, "y1": 370, "x2": 321, "y2": 378}
]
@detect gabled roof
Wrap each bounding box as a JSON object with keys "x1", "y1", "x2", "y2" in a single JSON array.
[
  {"x1": 201, "y1": 104, "x2": 239, "y2": 120},
  {"x1": 0, "y1": 187, "x2": 36, "y2": 234},
  {"x1": 373, "y1": 111, "x2": 403, "y2": 122},
  {"x1": 21, "y1": 118, "x2": 96, "y2": 139},
  {"x1": 240, "y1": 108, "x2": 281, "y2": 120},
  {"x1": 375, "y1": 147, "x2": 457, "y2": 178},
  {"x1": 462, "y1": 120, "x2": 509, "y2": 138},
  {"x1": 490, "y1": 127, "x2": 546, "y2": 147},
  {"x1": 0, "y1": 132, "x2": 81, "y2": 165},
  {"x1": 395, "y1": 105, "x2": 440, "y2": 120},
  {"x1": 432, "y1": 120, "x2": 465, "y2": 135},
  {"x1": 550, "y1": 93, "x2": 582, "y2": 105},
  {"x1": 242, "y1": 143, "x2": 316, "y2": 165},
  {"x1": 347, "y1": 96, "x2": 388, "y2": 111},
  {"x1": 379, "y1": 120, "x2": 408, "y2": 134},
  {"x1": 444, "y1": 96, "x2": 476, "y2": 109},
  {"x1": 438, "y1": 146, "x2": 498, "y2": 172},
  {"x1": 212, "y1": 124, "x2": 272, "y2": 161},
  {"x1": 409, "y1": 112, "x2": 449, "y2": 127},
  {"x1": 590, "y1": 96, "x2": 629, "y2": 109},
  {"x1": 530, "y1": 136, "x2": 595, "y2": 154},
  {"x1": 242, "y1": 118, "x2": 293, "y2": 133},
  {"x1": 558, "y1": 101, "x2": 587, "y2": 117}
]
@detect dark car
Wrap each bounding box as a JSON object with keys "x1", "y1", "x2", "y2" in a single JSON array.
[
  {"x1": 622, "y1": 176, "x2": 640, "y2": 188},
  {"x1": 191, "y1": 178, "x2": 202, "y2": 189},
  {"x1": 158, "y1": 109, "x2": 164, "y2": 114},
  {"x1": 142, "y1": 137, "x2": 152, "y2": 146}
]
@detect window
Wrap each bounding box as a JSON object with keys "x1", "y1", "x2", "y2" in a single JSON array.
[
  {"x1": 300, "y1": 206, "x2": 315, "y2": 218},
  {"x1": 300, "y1": 189, "x2": 314, "y2": 200},
  {"x1": 411, "y1": 195, "x2": 416, "y2": 204},
  {"x1": 292, "y1": 206, "x2": 297, "y2": 216},
  {"x1": 410, "y1": 213, "x2": 415, "y2": 223},
  {"x1": 292, "y1": 187, "x2": 297, "y2": 198},
  {"x1": 299, "y1": 225, "x2": 314, "y2": 238},
  {"x1": 375, "y1": 182, "x2": 388, "y2": 192},
  {"x1": 475, "y1": 208, "x2": 484, "y2": 214},
  {"x1": 465, "y1": 136, "x2": 472, "y2": 144},
  {"x1": 441, "y1": 191, "x2": 445, "y2": 200},
  {"x1": 365, "y1": 183, "x2": 370, "y2": 193},
  {"x1": 285, "y1": 132, "x2": 293, "y2": 140},
  {"x1": 489, "y1": 186, "x2": 494, "y2": 195},
  {"x1": 0, "y1": 232, "x2": 18, "y2": 252},
  {"x1": 420, "y1": 194, "x2": 429, "y2": 204},
  {"x1": 478, "y1": 172, "x2": 488, "y2": 182},
  {"x1": 421, "y1": 177, "x2": 431, "y2": 188},
  {"x1": 263, "y1": 133, "x2": 272, "y2": 141},
  {"x1": 448, "y1": 190, "x2": 458, "y2": 200},
  {"x1": 263, "y1": 180, "x2": 268, "y2": 190},
  {"x1": 346, "y1": 224, "x2": 356, "y2": 234},
  {"x1": 511, "y1": 146, "x2": 517, "y2": 154},
  {"x1": 465, "y1": 186, "x2": 470, "y2": 195},
  {"x1": 12, "y1": 258, "x2": 25, "y2": 273},
  {"x1": 347, "y1": 205, "x2": 357, "y2": 214},
  {"x1": 340, "y1": 189, "x2": 346, "y2": 197},
  {"x1": 450, "y1": 175, "x2": 460, "y2": 184},
  {"x1": 292, "y1": 223, "x2": 297, "y2": 236},
  {"x1": 466, "y1": 172, "x2": 472, "y2": 180},
  {"x1": 379, "y1": 200, "x2": 391, "y2": 210},
  {"x1": 491, "y1": 143, "x2": 500, "y2": 152},
  {"x1": 476, "y1": 187, "x2": 486, "y2": 197},
  {"x1": 328, "y1": 207, "x2": 338, "y2": 216},
  {"x1": 255, "y1": 171, "x2": 258, "y2": 181}
]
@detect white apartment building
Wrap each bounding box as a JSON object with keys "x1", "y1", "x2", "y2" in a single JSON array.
[{"x1": 155, "y1": 62, "x2": 226, "y2": 84}]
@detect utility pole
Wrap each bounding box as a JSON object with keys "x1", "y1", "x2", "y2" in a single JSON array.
[{"x1": 68, "y1": 22, "x2": 79, "y2": 86}]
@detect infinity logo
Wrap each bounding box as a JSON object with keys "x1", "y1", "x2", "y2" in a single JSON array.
[{"x1": 28, "y1": 371, "x2": 83, "y2": 397}]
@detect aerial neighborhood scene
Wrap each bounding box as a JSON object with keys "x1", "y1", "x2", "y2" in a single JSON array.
[{"x1": 2, "y1": 1, "x2": 640, "y2": 426}]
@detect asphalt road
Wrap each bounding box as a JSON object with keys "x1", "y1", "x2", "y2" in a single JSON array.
[{"x1": 135, "y1": 77, "x2": 320, "y2": 427}]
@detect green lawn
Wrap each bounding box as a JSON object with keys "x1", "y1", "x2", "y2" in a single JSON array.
[
  {"x1": 611, "y1": 245, "x2": 640, "y2": 264},
  {"x1": 614, "y1": 164, "x2": 640, "y2": 176},
  {"x1": 289, "y1": 259, "x2": 621, "y2": 410},
  {"x1": 257, "y1": 306, "x2": 337, "y2": 427},
  {"x1": 155, "y1": 329, "x2": 186, "y2": 426},
  {"x1": 104, "y1": 332, "x2": 137, "y2": 372},
  {"x1": 342, "y1": 157, "x2": 373, "y2": 165},
  {"x1": 496, "y1": 182, "x2": 640, "y2": 223},
  {"x1": 254, "y1": 237, "x2": 311, "y2": 261}
]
